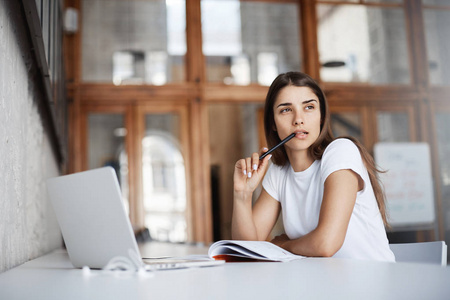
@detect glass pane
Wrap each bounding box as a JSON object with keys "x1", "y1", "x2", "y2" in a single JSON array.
[
  {"x1": 319, "y1": 0, "x2": 404, "y2": 2},
  {"x1": 331, "y1": 112, "x2": 362, "y2": 141},
  {"x1": 82, "y1": 0, "x2": 186, "y2": 84},
  {"x1": 317, "y1": 5, "x2": 410, "y2": 84},
  {"x1": 377, "y1": 111, "x2": 410, "y2": 142},
  {"x1": 42, "y1": 0, "x2": 50, "y2": 64},
  {"x1": 317, "y1": 0, "x2": 358, "y2": 2},
  {"x1": 209, "y1": 103, "x2": 267, "y2": 240},
  {"x1": 142, "y1": 114, "x2": 187, "y2": 243},
  {"x1": 423, "y1": 9, "x2": 450, "y2": 85},
  {"x1": 36, "y1": 0, "x2": 41, "y2": 22},
  {"x1": 364, "y1": 0, "x2": 403, "y2": 3},
  {"x1": 423, "y1": 0, "x2": 450, "y2": 5},
  {"x1": 88, "y1": 114, "x2": 129, "y2": 212},
  {"x1": 201, "y1": 0, "x2": 302, "y2": 85},
  {"x1": 435, "y1": 113, "x2": 450, "y2": 252}
]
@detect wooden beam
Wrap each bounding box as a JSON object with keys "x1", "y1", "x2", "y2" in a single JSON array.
[
  {"x1": 185, "y1": 0, "x2": 204, "y2": 83},
  {"x1": 300, "y1": 0, "x2": 320, "y2": 80},
  {"x1": 189, "y1": 99, "x2": 213, "y2": 243},
  {"x1": 203, "y1": 84, "x2": 268, "y2": 103},
  {"x1": 78, "y1": 83, "x2": 199, "y2": 103},
  {"x1": 324, "y1": 83, "x2": 422, "y2": 104}
]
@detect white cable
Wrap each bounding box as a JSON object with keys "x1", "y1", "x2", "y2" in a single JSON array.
[{"x1": 99, "y1": 249, "x2": 154, "y2": 278}]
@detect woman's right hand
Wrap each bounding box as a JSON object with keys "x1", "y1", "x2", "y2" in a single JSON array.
[{"x1": 233, "y1": 148, "x2": 272, "y2": 195}]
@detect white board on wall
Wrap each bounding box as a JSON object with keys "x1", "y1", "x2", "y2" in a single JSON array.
[{"x1": 374, "y1": 143, "x2": 435, "y2": 228}]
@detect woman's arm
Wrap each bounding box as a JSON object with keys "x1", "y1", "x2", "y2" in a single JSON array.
[
  {"x1": 232, "y1": 188, "x2": 281, "y2": 241},
  {"x1": 271, "y1": 169, "x2": 363, "y2": 257},
  {"x1": 231, "y1": 150, "x2": 281, "y2": 241}
]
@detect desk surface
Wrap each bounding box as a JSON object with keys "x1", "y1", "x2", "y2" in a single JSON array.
[{"x1": 1, "y1": 242, "x2": 450, "y2": 300}]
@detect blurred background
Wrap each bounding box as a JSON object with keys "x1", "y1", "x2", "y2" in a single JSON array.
[{"x1": 62, "y1": 0, "x2": 450, "y2": 254}]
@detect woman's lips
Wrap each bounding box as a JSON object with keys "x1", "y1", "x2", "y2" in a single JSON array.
[{"x1": 294, "y1": 130, "x2": 308, "y2": 139}]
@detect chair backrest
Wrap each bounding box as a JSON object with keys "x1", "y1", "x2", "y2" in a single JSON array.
[{"x1": 389, "y1": 241, "x2": 447, "y2": 266}]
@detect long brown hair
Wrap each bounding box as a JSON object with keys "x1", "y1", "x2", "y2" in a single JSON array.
[{"x1": 263, "y1": 72, "x2": 389, "y2": 227}]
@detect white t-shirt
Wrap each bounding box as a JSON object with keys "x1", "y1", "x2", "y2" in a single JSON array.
[{"x1": 262, "y1": 138, "x2": 395, "y2": 262}]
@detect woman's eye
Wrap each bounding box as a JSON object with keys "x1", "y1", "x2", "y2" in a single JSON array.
[
  {"x1": 280, "y1": 108, "x2": 291, "y2": 113},
  {"x1": 305, "y1": 105, "x2": 315, "y2": 110}
]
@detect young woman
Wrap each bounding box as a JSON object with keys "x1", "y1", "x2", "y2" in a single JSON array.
[{"x1": 232, "y1": 72, "x2": 395, "y2": 262}]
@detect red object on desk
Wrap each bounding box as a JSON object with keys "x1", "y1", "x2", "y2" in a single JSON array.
[{"x1": 213, "y1": 255, "x2": 274, "y2": 263}]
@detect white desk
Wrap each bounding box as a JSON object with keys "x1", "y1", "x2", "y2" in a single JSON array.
[{"x1": 1, "y1": 243, "x2": 450, "y2": 300}]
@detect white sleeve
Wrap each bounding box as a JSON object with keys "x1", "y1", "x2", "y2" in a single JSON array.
[
  {"x1": 262, "y1": 163, "x2": 280, "y2": 202},
  {"x1": 320, "y1": 139, "x2": 369, "y2": 192}
]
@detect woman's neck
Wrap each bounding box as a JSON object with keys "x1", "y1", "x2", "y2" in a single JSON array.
[{"x1": 286, "y1": 148, "x2": 315, "y2": 172}]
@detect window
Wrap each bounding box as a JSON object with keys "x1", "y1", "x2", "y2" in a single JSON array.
[
  {"x1": 208, "y1": 103, "x2": 262, "y2": 240},
  {"x1": 142, "y1": 113, "x2": 188, "y2": 243},
  {"x1": 423, "y1": 0, "x2": 450, "y2": 85},
  {"x1": 81, "y1": 0, "x2": 186, "y2": 84},
  {"x1": 88, "y1": 113, "x2": 129, "y2": 212},
  {"x1": 201, "y1": 0, "x2": 302, "y2": 85},
  {"x1": 377, "y1": 111, "x2": 410, "y2": 142},
  {"x1": 435, "y1": 112, "x2": 450, "y2": 243},
  {"x1": 331, "y1": 111, "x2": 362, "y2": 141},
  {"x1": 317, "y1": 3, "x2": 410, "y2": 84},
  {"x1": 142, "y1": 132, "x2": 187, "y2": 242}
]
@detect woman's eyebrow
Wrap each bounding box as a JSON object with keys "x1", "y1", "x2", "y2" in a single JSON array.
[
  {"x1": 276, "y1": 102, "x2": 292, "y2": 108},
  {"x1": 276, "y1": 99, "x2": 317, "y2": 108},
  {"x1": 302, "y1": 99, "x2": 318, "y2": 104}
]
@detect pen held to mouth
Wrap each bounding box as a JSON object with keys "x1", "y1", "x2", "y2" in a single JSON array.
[{"x1": 259, "y1": 132, "x2": 296, "y2": 160}]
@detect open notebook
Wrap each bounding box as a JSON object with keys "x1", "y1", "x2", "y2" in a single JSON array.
[{"x1": 46, "y1": 167, "x2": 224, "y2": 270}]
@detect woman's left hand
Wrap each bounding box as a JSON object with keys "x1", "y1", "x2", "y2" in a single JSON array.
[{"x1": 270, "y1": 234, "x2": 290, "y2": 248}]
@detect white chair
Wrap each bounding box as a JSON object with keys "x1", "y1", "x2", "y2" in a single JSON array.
[{"x1": 389, "y1": 241, "x2": 447, "y2": 266}]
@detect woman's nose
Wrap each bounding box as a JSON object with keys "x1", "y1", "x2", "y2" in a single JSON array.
[{"x1": 293, "y1": 112, "x2": 304, "y2": 126}]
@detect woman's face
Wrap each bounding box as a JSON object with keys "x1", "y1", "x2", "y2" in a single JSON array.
[{"x1": 273, "y1": 85, "x2": 322, "y2": 154}]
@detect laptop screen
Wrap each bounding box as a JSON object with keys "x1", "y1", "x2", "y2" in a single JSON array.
[{"x1": 47, "y1": 167, "x2": 141, "y2": 269}]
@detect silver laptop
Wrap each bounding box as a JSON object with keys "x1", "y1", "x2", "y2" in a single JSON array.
[{"x1": 46, "y1": 167, "x2": 224, "y2": 270}]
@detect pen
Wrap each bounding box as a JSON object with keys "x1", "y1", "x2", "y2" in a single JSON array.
[{"x1": 259, "y1": 132, "x2": 296, "y2": 160}]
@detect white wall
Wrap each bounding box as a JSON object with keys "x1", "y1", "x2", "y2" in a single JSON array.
[{"x1": 0, "y1": 0, "x2": 62, "y2": 272}]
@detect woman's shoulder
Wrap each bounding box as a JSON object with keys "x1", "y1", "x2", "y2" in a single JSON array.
[
  {"x1": 324, "y1": 138, "x2": 360, "y2": 156},
  {"x1": 319, "y1": 138, "x2": 368, "y2": 182}
]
